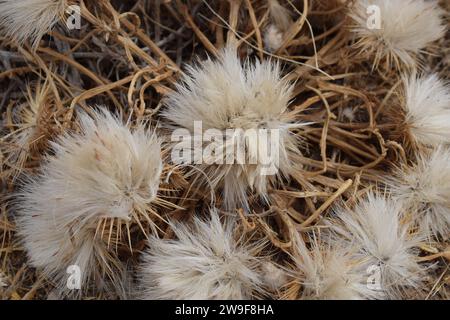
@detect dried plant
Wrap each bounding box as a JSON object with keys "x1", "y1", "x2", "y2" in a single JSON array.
[
  {"x1": 401, "y1": 73, "x2": 450, "y2": 148},
  {"x1": 349, "y1": 0, "x2": 445, "y2": 70},
  {"x1": 2, "y1": 80, "x2": 52, "y2": 180},
  {"x1": 0, "y1": 0, "x2": 67, "y2": 47},
  {"x1": 264, "y1": 0, "x2": 293, "y2": 52},
  {"x1": 388, "y1": 147, "x2": 450, "y2": 239},
  {"x1": 163, "y1": 47, "x2": 306, "y2": 211},
  {"x1": 292, "y1": 232, "x2": 382, "y2": 300},
  {"x1": 0, "y1": 0, "x2": 447, "y2": 301},
  {"x1": 137, "y1": 210, "x2": 268, "y2": 299},
  {"x1": 329, "y1": 193, "x2": 426, "y2": 299},
  {"x1": 16, "y1": 108, "x2": 163, "y2": 296}
]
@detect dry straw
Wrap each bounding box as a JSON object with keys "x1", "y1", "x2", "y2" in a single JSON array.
[{"x1": 0, "y1": 0, "x2": 448, "y2": 300}]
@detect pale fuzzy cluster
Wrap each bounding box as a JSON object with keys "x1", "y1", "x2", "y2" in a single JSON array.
[
  {"x1": 0, "y1": 0, "x2": 67, "y2": 47},
  {"x1": 402, "y1": 73, "x2": 450, "y2": 147},
  {"x1": 163, "y1": 48, "x2": 304, "y2": 210},
  {"x1": 292, "y1": 233, "x2": 380, "y2": 300},
  {"x1": 16, "y1": 109, "x2": 163, "y2": 296},
  {"x1": 264, "y1": 0, "x2": 293, "y2": 52},
  {"x1": 137, "y1": 210, "x2": 268, "y2": 300},
  {"x1": 330, "y1": 193, "x2": 425, "y2": 299},
  {"x1": 264, "y1": 24, "x2": 285, "y2": 53},
  {"x1": 388, "y1": 147, "x2": 450, "y2": 239},
  {"x1": 349, "y1": 0, "x2": 445, "y2": 69},
  {"x1": 341, "y1": 106, "x2": 357, "y2": 122},
  {"x1": 260, "y1": 261, "x2": 287, "y2": 292}
]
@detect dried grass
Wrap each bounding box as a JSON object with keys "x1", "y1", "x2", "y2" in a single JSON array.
[{"x1": 0, "y1": 0, "x2": 448, "y2": 300}]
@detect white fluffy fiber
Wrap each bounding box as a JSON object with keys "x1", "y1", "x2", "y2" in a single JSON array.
[
  {"x1": 0, "y1": 0, "x2": 67, "y2": 47},
  {"x1": 267, "y1": 0, "x2": 292, "y2": 32},
  {"x1": 389, "y1": 147, "x2": 450, "y2": 239},
  {"x1": 264, "y1": 0, "x2": 293, "y2": 52},
  {"x1": 293, "y1": 233, "x2": 381, "y2": 300},
  {"x1": 330, "y1": 192, "x2": 424, "y2": 298},
  {"x1": 16, "y1": 108, "x2": 162, "y2": 295},
  {"x1": 403, "y1": 73, "x2": 450, "y2": 147},
  {"x1": 163, "y1": 47, "x2": 304, "y2": 210},
  {"x1": 264, "y1": 24, "x2": 285, "y2": 53},
  {"x1": 260, "y1": 261, "x2": 287, "y2": 292},
  {"x1": 349, "y1": 0, "x2": 445, "y2": 69},
  {"x1": 137, "y1": 210, "x2": 268, "y2": 299}
]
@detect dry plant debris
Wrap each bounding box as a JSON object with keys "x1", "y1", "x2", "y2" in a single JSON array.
[{"x1": 0, "y1": 0, "x2": 449, "y2": 300}]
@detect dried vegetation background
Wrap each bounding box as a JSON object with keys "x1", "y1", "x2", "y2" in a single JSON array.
[{"x1": 0, "y1": 0, "x2": 449, "y2": 299}]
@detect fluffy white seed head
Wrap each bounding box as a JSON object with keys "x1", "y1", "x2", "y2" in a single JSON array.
[
  {"x1": 349, "y1": 0, "x2": 445, "y2": 69},
  {"x1": 137, "y1": 210, "x2": 268, "y2": 299},
  {"x1": 330, "y1": 193, "x2": 425, "y2": 298},
  {"x1": 163, "y1": 47, "x2": 304, "y2": 210},
  {"x1": 0, "y1": 0, "x2": 67, "y2": 47},
  {"x1": 292, "y1": 233, "x2": 381, "y2": 300},
  {"x1": 388, "y1": 147, "x2": 450, "y2": 239},
  {"x1": 16, "y1": 108, "x2": 163, "y2": 296},
  {"x1": 402, "y1": 73, "x2": 450, "y2": 147}
]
